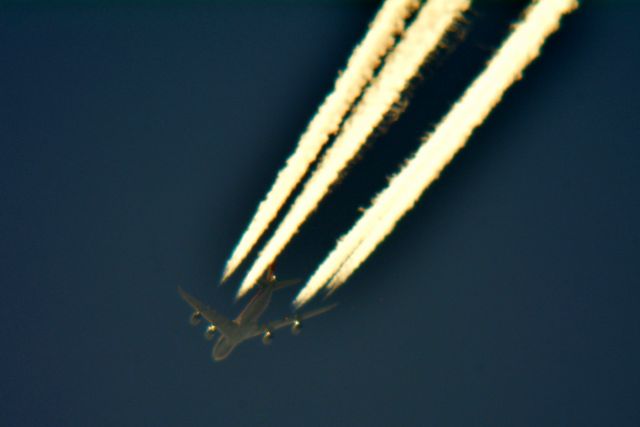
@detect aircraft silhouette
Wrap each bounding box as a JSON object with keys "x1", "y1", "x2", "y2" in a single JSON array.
[{"x1": 179, "y1": 269, "x2": 336, "y2": 361}]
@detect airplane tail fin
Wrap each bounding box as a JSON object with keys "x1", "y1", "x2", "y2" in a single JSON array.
[
  {"x1": 261, "y1": 264, "x2": 300, "y2": 291},
  {"x1": 264, "y1": 263, "x2": 277, "y2": 283}
]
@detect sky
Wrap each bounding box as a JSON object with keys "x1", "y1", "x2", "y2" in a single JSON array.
[{"x1": 1, "y1": 1, "x2": 639, "y2": 426}]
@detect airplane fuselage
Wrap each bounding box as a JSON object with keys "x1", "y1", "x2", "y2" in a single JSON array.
[
  {"x1": 212, "y1": 283, "x2": 274, "y2": 360},
  {"x1": 179, "y1": 274, "x2": 332, "y2": 362}
]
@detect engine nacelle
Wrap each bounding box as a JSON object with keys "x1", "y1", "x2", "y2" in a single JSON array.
[
  {"x1": 204, "y1": 324, "x2": 217, "y2": 341},
  {"x1": 291, "y1": 318, "x2": 302, "y2": 335},
  {"x1": 190, "y1": 311, "x2": 202, "y2": 326},
  {"x1": 262, "y1": 330, "x2": 273, "y2": 345}
]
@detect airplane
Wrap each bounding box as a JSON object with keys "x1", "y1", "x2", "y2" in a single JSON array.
[{"x1": 178, "y1": 269, "x2": 336, "y2": 361}]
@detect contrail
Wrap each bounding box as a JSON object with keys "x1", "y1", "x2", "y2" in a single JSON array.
[
  {"x1": 238, "y1": 0, "x2": 470, "y2": 297},
  {"x1": 222, "y1": 0, "x2": 420, "y2": 281},
  {"x1": 294, "y1": 0, "x2": 579, "y2": 307}
]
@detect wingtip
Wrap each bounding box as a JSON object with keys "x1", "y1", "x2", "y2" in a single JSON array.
[
  {"x1": 177, "y1": 285, "x2": 189, "y2": 300},
  {"x1": 321, "y1": 302, "x2": 339, "y2": 314}
]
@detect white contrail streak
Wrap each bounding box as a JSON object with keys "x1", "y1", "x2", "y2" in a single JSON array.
[
  {"x1": 295, "y1": 0, "x2": 579, "y2": 307},
  {"x1": 238, "y1": 0, "x2": 470, "y2": 297},
  {"x1": 222, "y1": 0, "x2": 420, "y2": 281}
]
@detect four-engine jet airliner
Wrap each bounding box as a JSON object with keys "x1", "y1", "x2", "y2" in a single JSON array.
[{"x1": 178, "y1": 270, "x2": 336, "y2": 361}]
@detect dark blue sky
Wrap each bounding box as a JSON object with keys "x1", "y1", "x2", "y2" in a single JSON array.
[{"x1": 1, "y1": 1, "x2": 639, "y2": 426}]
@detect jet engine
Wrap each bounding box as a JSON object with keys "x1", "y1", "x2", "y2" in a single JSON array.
[
  {"x1": 291, "y1": 318, "x2": 302, "y2": 335},
  {"x1": 262, "y1": 330, "x2": 273, "y2": 345},
  {"x1": 204, "y1": 324, "x2": 217, "y2": 341},
  {"x1": 190, "y1": 311, "x2": 202, "y2": 326}
]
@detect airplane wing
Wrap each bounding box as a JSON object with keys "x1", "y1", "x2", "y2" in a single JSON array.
[
  {"x1": 177, "y1": 287, "x2": 235, "y2": 337},
  {"x1": 264, "y1": 303, "x2": 337, "y2": 332}
]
